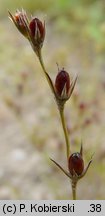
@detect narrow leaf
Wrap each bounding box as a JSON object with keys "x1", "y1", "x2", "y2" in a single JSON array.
[
  {"x1": 50, "y1": 158, "x2": 70, "y2": 178},
  {"x1": 69, "y1": 75, "x2": 78, "y2": 97}
]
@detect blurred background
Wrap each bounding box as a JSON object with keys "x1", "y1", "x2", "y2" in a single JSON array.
[{"x1": 0, "y1": 0, "x2": 105, "y2": 199}]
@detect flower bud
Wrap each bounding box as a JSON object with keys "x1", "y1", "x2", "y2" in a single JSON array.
[
  {"x1": 9, "y1": 10, "x2": 29, "y2": 38},
  {"x1": 68, "y1": 152, "x2": 84, "y2": 176},
  {"x1": 15, "y1": 12, "x2": 26, "y2": 31},
  {"x1": 29, "y1": 18, "x2": 45, "y2": 48},
  {"x1": 9, "y1": 10, "x2": 45, "y2": 54},
  {"x1": 55, "y1": 69, "x2": 70, "y2": 99}
]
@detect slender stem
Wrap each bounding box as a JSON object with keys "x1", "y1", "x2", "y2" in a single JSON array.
[
  {"x1": 37, "y1": 50, "x2": 46, "y2": 74},
  {"x1": 59, "y1": 107, "x2": 70, "y2": 160},
  {"x1": 37, "y1": 50, "x2": 70, "y2": 161},
  {"x1": 72, "y1": 180, "x2": 77, "y2": 200},
  {"x1": 37, "y1": 50, "x2": 54, "y2": 92},
  {"x1": 37, "y1": 50, "x2": 75, "y2": 199}
]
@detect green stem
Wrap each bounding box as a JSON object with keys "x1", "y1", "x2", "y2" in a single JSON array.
[
  {"x1": 37, "y1": 50, "x2": 70, "y2": 161},
  {"x1": 72, "y1": 180, "x2": 77, "y2": 200},
  {"x1": 59, "y1": 107, "x2": 70, "y2": 160},
  {"x1": 37, "y1": 50, "x2": 54, "y2": 92},
  {"x1": 36, "y1": 49, "x2": 75, "y2": 200}
]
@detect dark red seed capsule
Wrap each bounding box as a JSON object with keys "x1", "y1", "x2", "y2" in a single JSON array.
[
  {"x1": 29, "y1": 18, "x2": 45, "y2": 40},
  {"x1": 68, "y1": 152, "x2": 84, "y2": 176},
  {"x1": 55, "y1": 70, "x2": 70, "y2": 96}
]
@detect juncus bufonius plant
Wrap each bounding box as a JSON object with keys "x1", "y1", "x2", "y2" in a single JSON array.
[{"x1": 8, "y1": 9, "x2": 92, "y2": 200}]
